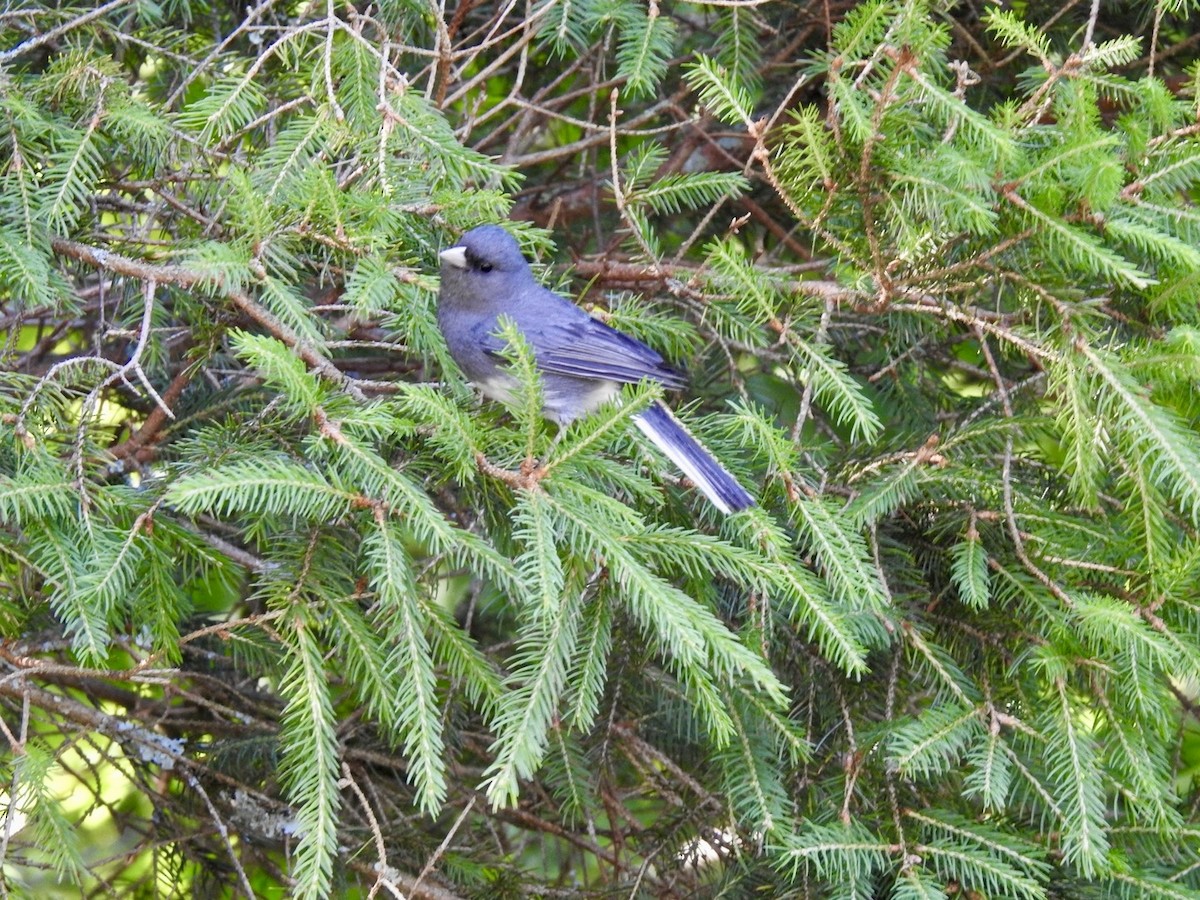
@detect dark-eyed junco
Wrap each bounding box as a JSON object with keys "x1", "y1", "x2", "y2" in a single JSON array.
[{"x1": 437, "y1": 225, "x2": 753, "y2": 513}]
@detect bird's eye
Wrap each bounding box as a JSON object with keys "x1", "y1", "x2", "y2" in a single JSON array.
[{"x1": 477, "y1": 261, "x2": 494, "y2": 273}]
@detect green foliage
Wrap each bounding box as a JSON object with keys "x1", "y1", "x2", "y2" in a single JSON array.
[
  {"x1": 686, "y1": 55, "x2": 757, "y2": 128},
  {"x1": 277, "y1": 608, "x2": 342, "y2": 900},
  {"x1": 613, "y1": 3, "x2": 676, "y2": 100},
  {"x1": 4, "y1": 0, "x2": 1200, "y2": 896},
  {"x1": 10, "y1": 746, "x2": 87, "y2": 883},
  {"x1": 948, "y1": 533, "x2": 990, "y2": 609},
  {"x1": 361, "y1": 522, "x2": 446, "y2": 812}
]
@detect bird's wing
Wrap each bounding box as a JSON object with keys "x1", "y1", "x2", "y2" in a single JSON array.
[
  {"x1": 537, "y1": 318, "x2": 687, "y2": 387},
  {"x1": 483, "y1": 299, "x2": 687, "y2": 389}
]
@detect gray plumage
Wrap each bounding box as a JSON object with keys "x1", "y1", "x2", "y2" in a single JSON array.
[{"x1": 437, "y1": 224, "x2": 754, "y2": 514}]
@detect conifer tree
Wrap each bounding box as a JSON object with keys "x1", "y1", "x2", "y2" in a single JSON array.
[{"x1": 2, "y1": 1, "x2": 1200, "y2": 897}]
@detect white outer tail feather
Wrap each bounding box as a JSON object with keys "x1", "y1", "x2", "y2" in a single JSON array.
[{"x1": 633, "y1": 401, "x2": 748, "y2": 514}]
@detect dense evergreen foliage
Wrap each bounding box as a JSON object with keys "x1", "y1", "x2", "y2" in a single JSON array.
[{"x1": 3, "y1": 0, "x2": 1200, "y2": 896}]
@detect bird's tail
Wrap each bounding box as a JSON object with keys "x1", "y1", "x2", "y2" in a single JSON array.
[{"x1": 633, "y1": 401, "x2": 754, "y2": 514}]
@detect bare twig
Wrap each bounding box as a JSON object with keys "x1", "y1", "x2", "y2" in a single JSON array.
[
  {"x1": 0, "y1": 0, "x2": 134, "y2": 63},
  {"x1": 49, "y1": 238, "x2": 365, "y2": 402},
  {"x1": 409, "y1": 796, "x2": 476, "y2": 897}
]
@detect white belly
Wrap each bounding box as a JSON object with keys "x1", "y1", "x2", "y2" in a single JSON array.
[{"x1": 476, "y1": 373, "x2": 619, "y2": 425}]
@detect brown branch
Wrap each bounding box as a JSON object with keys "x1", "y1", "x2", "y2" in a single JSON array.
[
  {"x1": 474, "y1": 452, "x2": 545, "y2": 491},
  {"x1": 345, "y1": 858, "x2": 464, "y2": 900},
  {"x1": 492, "y1": 804, "x2": 622, "y2": 868},
  {"x1": 0, "y1": 0, "x2": 134, "y2": 62},
  {"x1": 569, "y1": 257, "x2": 848, "y2": 302},
  {"x1": 49, "y1": 238, "x2": 366, "y2": 402},
  {"x1": 109, "y1": 364, "x2": 197, "y2": 462}
]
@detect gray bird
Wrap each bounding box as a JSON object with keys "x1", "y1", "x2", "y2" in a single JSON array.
[{"x1": 437, "y1": 224, "x2": 754, "y2": 514}]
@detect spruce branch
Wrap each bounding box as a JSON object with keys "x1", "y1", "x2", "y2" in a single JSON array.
[
  {"x1": 48, "y1": 238, "x2": 366, "y2": 401},
  {"x1": 7, "y1": 0, "x2": 1200, "y2": 894}
]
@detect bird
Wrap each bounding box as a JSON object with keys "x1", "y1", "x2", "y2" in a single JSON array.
[
  {"x1": 439, "y1": 225, "x2": 758, "y2": 513},
  {"x1": 437, "y1": 224, "x2": 755, "y2": 514}
]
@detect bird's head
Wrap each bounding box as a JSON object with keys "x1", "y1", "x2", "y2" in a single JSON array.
[{"x1": 439, "y1": 225, "x2": 533, "y2": 306}]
